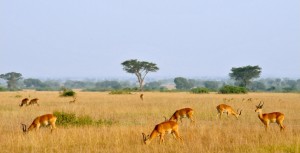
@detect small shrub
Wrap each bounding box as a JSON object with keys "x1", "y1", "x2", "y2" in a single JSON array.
[
  {"x1": 191, "y1": 87, "x2": 210, "y2": 94},
  {"x1": 219, "y1": 85, "x2": 247, "y2": 94},
  {"x1": 53, "y1": 111, "x2": 77, "y2": 126},
  {"x1": 109, "y1": 90, "x2": 131, "y2": 95},
  {"x1": 60, "y1": 87, "x2": 76, "y2": 97}
]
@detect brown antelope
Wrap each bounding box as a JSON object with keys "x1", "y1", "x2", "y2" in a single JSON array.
[
  {"x1": 19, "y1": 98, "x2": 29, "y2": 107},
  {"x1": 21, "y1": 114, "x2": 57, "y2": 133},
  {"x1": 223, "y1": 98, "x2": 233, "y2": 102},
  {"x1": 28, "y1": 98, "x2": 39, "y2": 106},
  {"x1": 169, "y1": 108, "x2": 195, "y2": 123},
  {"x1": 69, "y1": 97, "x2": 76, "y2": 103},
  {"x1": 216, "y1": 104, "x2": 242, "y2": 119},
  {"x1": 140, "y1": 94, "x2": 144, "y2": 101},
  {"x1": 142, "y1": 121, "x2": 183, "y2": 145},
  {"x1": 255, "y1": 102, "x2": 285, "y2": 131}
]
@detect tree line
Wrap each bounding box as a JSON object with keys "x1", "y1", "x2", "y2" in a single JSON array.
[
  {"x1": 0, "y1": 73, "x2": 299, "y2": 93},
  {"x1": 1, "y1": 60, "x2": 299, "y2": 93}
]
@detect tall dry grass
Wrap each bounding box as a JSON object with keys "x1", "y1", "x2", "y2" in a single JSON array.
[{"x1": 0, "y1": 91, "x2": 299, "y2": 153}]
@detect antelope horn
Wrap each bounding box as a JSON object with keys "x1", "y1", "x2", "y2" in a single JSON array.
[
  {"x1": 239, "y1": 109, "x2": 242, "y2": 115},
  {"x1": 261, "y1": 102, "x2": 264, "y2": 107},
  {"x1": 257, "y1": 101, "x2": 262, "y2": 107},
  {"x1": 21, "y1": 124, "x2": 27, "y2": 133},
  {"x1": 163, "y1": 116, "x2": 168, "y2": 121},
  {"x1": 142, "y1": 133, "x2": 146, "y2": 141}
]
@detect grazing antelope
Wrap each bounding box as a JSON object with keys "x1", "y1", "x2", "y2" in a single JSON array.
[
  {"x1": 216, "y1": 104, "x2": 242, "y2": 119},
  {"x1": 19, "y1": 98, "x2": 29, "y2": 107},
  {"x1": 69, "y1": 97, "x2": 76, "y2": 103},
  {"x1": 140, "y1": 94, "x2": 144, "y2": 101},
  {"x1": 255, "y1": 102, "x2": 285, "y2": 131},
  {"x1": 142, "y1": 121, "x2": 183, "y2": 145},
  {"x1": 28, "y1": 98, "x2": 39, "y2": 106},
  {"x1": 169, "y1": 108, "x2": 195, "y2": 123},
  {"x1": 21, "y1": 114, "x2": 57, "y2": 133}
]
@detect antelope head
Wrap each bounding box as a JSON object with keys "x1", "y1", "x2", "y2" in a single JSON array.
[
  {"x1": 255, "y1": 101, "x2": 264, "y2": 112},
  {"x1": 142, "y1": 133, "x2": 150, "y2": 144}
]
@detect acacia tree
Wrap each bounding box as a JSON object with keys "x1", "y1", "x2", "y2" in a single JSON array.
[
  {"x1": 121, "y1": 59, "x2": 159, "y2": 91},
  {"x1": 229, "y1": 65, "x2": 261, "y2": 87},
  {"x1": 0, "y1": 72, "x2": 23, "y2": 90}
]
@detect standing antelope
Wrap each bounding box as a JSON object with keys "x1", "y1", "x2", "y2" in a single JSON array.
[
  {"x1": 255, "y1": 102, "x2": 285, "y2": 131},
  {"x1": 21, "y1": 114, "x2": 57, "y2": 133},
  {"x1": 169, "y1": 108, "x2": 195, "y2": 123},
  {"x1": 140, "y1": 94, "x2": 144, "y2": 101},
  {"x1": 69, "y1": 97, "x2": 76, "y2": 103},
  {"x1": 216, "y1": 104, "x2": 242, "y2": 119},
  {"x1": 28, "y1": 98, "x2": 39, "y2": 106},
  {"x1": 19, "y1": 98, "x2": 29, "y2": 107},
  {"x1": 142, "y1": 121, "x2": 183, "y2": 145}
]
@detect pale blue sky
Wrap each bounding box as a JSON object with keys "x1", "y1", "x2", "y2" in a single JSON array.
[{"x1": 1, "y1": 0, "x2": 299, "y2": 79}]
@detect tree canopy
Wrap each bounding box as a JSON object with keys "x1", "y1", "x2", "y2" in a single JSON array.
[
  {"x1": 229, "y1": 65, "x2": 261, "y2": 87},
  {"x1": 0, "y1": 72, "x2": 23, "y2": 90},
  {"x1": 174, "y1": 77, "x2": 193, "y2": 90},
  {"x1": 121, "y1": 59, "x2": 159, "y2": 91}
]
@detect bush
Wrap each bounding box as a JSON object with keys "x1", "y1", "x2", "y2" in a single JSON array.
[
  {"x1": 53, "y1": 111, "x2": 77, "y2": 126},
  {"x1": 60, "y1": 87, "x2": 76, "y2": 97},
  {"x1": 219, "y1": 85, "x2": 248, "y2": 94},
  {"x1": 191, "y1": 87, "x2": 210, "y2": 94},
  {"x1": 53, "y1": 111, "x2": 116, "y2": 127},
  {"x1": 109, "y1": 90, "x2": 131, "y2": 95}
]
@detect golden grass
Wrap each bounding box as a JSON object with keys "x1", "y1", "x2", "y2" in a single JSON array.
[{"x1": 0, "y1": 91, "x2": 299, "y2": 153}]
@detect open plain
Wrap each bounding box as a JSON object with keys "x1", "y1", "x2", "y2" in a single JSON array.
[{"x1": 0, "y1": 91, "x2": 299, "y2": 153}]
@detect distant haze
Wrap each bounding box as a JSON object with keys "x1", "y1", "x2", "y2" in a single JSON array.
[{"x1": 1, "y1": 1, "x2": 299, "y2": 79}]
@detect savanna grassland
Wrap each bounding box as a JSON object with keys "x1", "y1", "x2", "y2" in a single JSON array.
[{"x1": 0, "y1": 91, "x2": 299, "y2": 153}]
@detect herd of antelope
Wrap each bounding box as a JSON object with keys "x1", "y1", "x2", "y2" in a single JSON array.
[
  {"x1": 19, "y1": 98, "x2": 40, "y2": 107},
  {"x1": 141, "y1": 97, "x2": 285, "y2": 145},
  {"x1": 18, "y1": 95, "x2": 285, "y2": 145}
]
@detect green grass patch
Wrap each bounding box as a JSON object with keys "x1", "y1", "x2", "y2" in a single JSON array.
[
  {"x1": 109, "y1": 90, "x2": 131, "y2": 94},
  {"x1": 53, "y1": 111, "x2": 117, "y2": 127}
]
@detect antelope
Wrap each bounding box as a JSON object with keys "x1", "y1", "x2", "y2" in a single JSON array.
[
  {"x1": 169, "y1": 108, "x2": 195, "y2": 123},
  {"x1": 69, "y1": 97, "x2": 76, "y2": 103},
  {"x1": 223, "y1": 98, "x2": 233, "y2": 102},
  {"x1": 140, "y1": 94, "x2": 144, "y2": 101},
  {"x1": 19, "y1": 98, "x2": 29, "y2": 107},
  {"x1": 255, "y1": 102, "x2": 285, "y2": 131},
  {"x1": 28, "y1": 98, "x2": 39, "y2": 106},
  {"x1": 216, "y1": 104, "x2": 242, "y2": 119},
  {"x1": 142, "y1": 121, "x2": 183, "y2": 145},
  {"x1": 21, "y1": 114, "x2": 57, "y2": 133}
]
